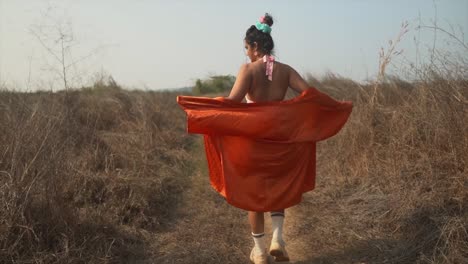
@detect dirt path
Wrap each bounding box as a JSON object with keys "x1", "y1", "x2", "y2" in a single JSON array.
[
  {"x1": 148, "y1": 138, "x2": 385, "y2": 264},
  {"x1": 149, "y1": 138, "x2": 251, "y2": 263},
  {"x1": 147, "y1": 137, "x2": 316, "y2": 263},
  {"x1": 280, "y1": 175, "x2": 402, "y2": 264}
]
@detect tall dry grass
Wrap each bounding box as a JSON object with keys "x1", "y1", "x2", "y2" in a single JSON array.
[
  {"x1": 1, "y1": 28, "x2": 467, "y2": 263},
  {"x1": 1, "y1": 75, "x2": 466, "y2": 263},
  {"x1": 0, "y1": 81, "x2": 193, "y2": 263},
  {"x1": 294, "y1": 69, "x2": 467, "y2": 263}
]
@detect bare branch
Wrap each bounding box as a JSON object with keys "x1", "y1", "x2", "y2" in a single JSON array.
[
  {"x1": 28, "y1": 29, "x2": 63, "y2": 64},
  {"x1": 417, "y1": 25, "x2": 468, "y2": 50}
]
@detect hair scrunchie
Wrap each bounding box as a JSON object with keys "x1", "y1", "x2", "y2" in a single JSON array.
[{"x1": 255, "y1": 21, "x2": 272, "y2": 34}]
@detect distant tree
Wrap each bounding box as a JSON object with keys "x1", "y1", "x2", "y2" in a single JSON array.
[
  {"x1": 193, "y1": 79, "x2": 203, "y2": 94},
  {"x1": 192, "y1": 75, "x2": 235, "y2": 95},
  {"x1": 29, "y1": 3, "x2": 106, "y2": 91}
]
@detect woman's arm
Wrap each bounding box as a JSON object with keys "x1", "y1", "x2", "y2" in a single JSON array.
[
  {"x1": 226, "y1": 64, "x2": 251, "y2": 102},
  {"x1": 288, "y1": 65, "x2": 310, "y2": 93}
]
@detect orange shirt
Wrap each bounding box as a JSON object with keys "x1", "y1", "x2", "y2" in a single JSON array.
[{"x1": 177, "y1": 87, "x2": 353, "y2": 211}]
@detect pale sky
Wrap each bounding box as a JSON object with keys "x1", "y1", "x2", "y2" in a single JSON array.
[{"x1": 1, "y1": 0, "x2": 467, "y2": 91}]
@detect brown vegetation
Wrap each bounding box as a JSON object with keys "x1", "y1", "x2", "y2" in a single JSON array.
[
  {"x1": 0, "y1": 82, "x2": 194, "y2": 263},
  {"x1": 286, "y1": 72, "x2": 467, "y2": 263},
  {"x1": 1, "y1": 53, "x2": 467, "y2": 264},
  {"x1": 152, "y1": 72, "x2": 467, "y2": 264},
  {"x1": 1, "y1": 73, "x2": 467, "y2": 263}
]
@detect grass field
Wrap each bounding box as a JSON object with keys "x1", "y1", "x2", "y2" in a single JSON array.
[{"x1": 0, "y1": 72, "x2": 466, "y2": 263}]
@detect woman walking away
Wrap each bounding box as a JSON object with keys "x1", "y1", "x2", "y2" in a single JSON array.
[{"x1": 177, "y1": 13, "x2": 353, "y2": 264}]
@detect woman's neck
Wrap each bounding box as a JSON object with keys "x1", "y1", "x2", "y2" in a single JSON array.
[{"x1": 252, "y1": 53, "x2": 268, "y2": 62}]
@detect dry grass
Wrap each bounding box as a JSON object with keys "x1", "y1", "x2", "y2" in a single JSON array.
[
  {"x1": 150, "y1": 73, "x2": 467, "y2": 264},
  {"x1": 0, "y1": 65, "x2": 467, "y2": 263},
  {"x1": 287, "y1": 73, "x2": 467, "y2": 263},
  {"x1": 0, "y1": 83, "x2": 194, "y2": 263},
  {"x1": 149, "y1": 138, "x2": 252, "y2": 263}
]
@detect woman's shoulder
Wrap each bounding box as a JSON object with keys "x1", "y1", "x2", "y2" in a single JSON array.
[
  {"x1": 241, "y1": 60, "x2": 294, "y2": 77},
  {"x1": 244, "y1": 59, "x2": 289, "y2": 69},
  {"x1": 236, "y1": 63, "x2": 252, "y2": 76},
  {"x1": 272, "y1": 61, "x2": 295, "y2": 78},
  {"x1": 276, "y1": 61, "x2": 292, "y2": 71},
  {"x1": 240, "y1": 61, "x2": 261, "y2": 74}
]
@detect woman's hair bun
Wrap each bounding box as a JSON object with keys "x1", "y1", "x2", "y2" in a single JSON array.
[
  {"x1": 245, "y1": 13, "x2": 275, "y2": 54},
  {"x1": 263, "y1": 13, "x2": 274, "y2": 27}
]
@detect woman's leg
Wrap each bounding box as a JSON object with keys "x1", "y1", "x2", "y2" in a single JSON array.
[
  {"x1": 270, "y1": 209, "x2": 285, "y2": 243},
  {"x1": 248, "y1": 211, "x2": 266, "y2": 255},
  {"x1": 248, "y1": 211, "x2": 265, "y2": 233},
  {"x1": 269, "y1": 209, "x2": 289, "y2": 261}
]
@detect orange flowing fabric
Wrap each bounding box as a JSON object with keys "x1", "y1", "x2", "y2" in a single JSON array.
[{"x1": 177, "y1": 87, "x2": 352, "y2": 212}]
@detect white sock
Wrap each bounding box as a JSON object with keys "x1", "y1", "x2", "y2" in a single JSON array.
[
  {"x1": 251, "y1": 232, "x2": 266, "y2": 254},
  {"x1": 271, "y1": 212, "x2": 285, "y2": 243}
]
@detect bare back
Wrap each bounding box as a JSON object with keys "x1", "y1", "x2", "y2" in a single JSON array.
[
  {"x1": 227, "y1": 59, "x2": 310, "y2": 103},
  {"x1": 246, "y1": 60, "x2": 308, "y2": 102}
]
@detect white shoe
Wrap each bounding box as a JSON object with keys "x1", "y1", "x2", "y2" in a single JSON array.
[
  {"x1": 269, "y1": 240, "x2": 289, "y2": 262},
  {"x1": 250, "y1": 248, "x2": 269, "y2": 264}
]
